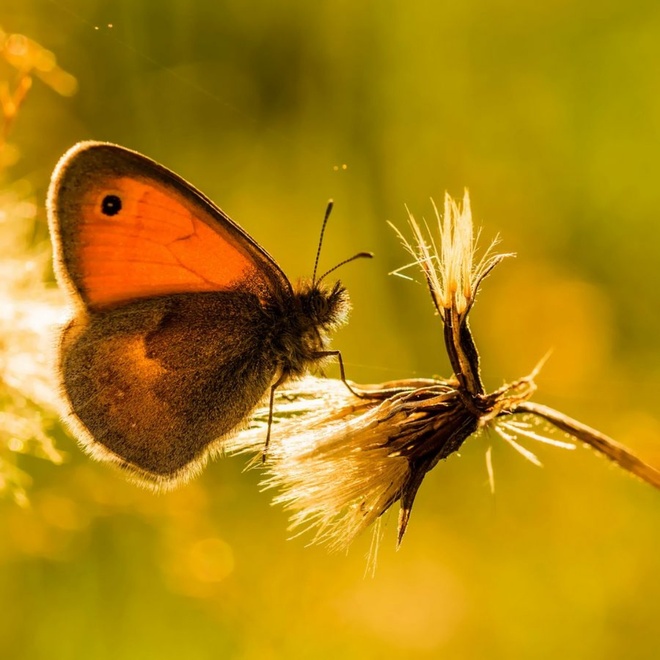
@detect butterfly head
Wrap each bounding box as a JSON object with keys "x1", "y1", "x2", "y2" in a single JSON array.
[
  {"x1": 269, "y1": 278, "x2": 349, "y2": 377},
  {"x1": 297, "y1": 279, "x2": 350, "y2": 332},
  {"x1": 290, "y1": 199, "x2": 373, "y2": 366}
]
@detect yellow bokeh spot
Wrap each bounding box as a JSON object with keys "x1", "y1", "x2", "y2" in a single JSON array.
[{"x1": 188, "y1": 537, "x2": 235, "y2": 584}]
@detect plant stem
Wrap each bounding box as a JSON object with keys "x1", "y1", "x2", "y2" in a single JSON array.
[{"x1": 515, "y1": 401, "x2": 660, "y2": 490}]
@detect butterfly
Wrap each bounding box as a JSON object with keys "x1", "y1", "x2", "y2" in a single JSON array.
[{"x1": 47, "y1": 141, "x2": 369, "y2": 487}]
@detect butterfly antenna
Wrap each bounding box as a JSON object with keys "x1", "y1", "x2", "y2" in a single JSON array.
[
  {"x1": 317, "y1": 251, "x2": 373, "y2": 284},
  {"x1": 312, "y1": 200, "x2": 334, "y2": 284}
]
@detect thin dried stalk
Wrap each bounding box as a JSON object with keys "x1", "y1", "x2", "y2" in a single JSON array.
[{"x1": 514, "y1": 402, "x2": 660, "y2": 489}]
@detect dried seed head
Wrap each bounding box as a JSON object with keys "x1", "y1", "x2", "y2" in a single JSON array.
[
  {"x1": 228, "y1": 191, "x2": 660, "y2": 560},
  {"x1": 391, "y1": 190, "x2": 512, "y2": 320},
  {"x1": 230, "y1": 376, "x2": 477, "y2": 552}
]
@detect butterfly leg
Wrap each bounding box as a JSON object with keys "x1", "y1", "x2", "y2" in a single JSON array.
[
  {"x1": 316, "y1": 350, "x2": 371, "y2": 399},
  {"x1": 262, "y1": 372, "x2": 288, "y2": 462}
]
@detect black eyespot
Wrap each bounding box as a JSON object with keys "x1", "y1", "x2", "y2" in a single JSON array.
[{"x1": 101, "y1": 194, "x2": 122, "y2": 216}]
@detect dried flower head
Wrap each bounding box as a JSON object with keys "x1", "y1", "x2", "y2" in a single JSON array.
[
  {"x1": 230, "y1": 190, "x2": 660, "y2": 556},
  {"x1": 391, "y1": 191, "x2": 508, "y2": 319},
  {"x1": 231, "y1": 376, "x2": 477, "y2": 551}
]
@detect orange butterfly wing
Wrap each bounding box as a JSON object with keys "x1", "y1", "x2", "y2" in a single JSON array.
[{"x1": 48, "y1": 141, "x2": 290, "y2": 310}]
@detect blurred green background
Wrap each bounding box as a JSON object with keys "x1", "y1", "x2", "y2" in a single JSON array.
[{"x1": 2, "y1": 0, "x2": 660, "y2": 658}]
